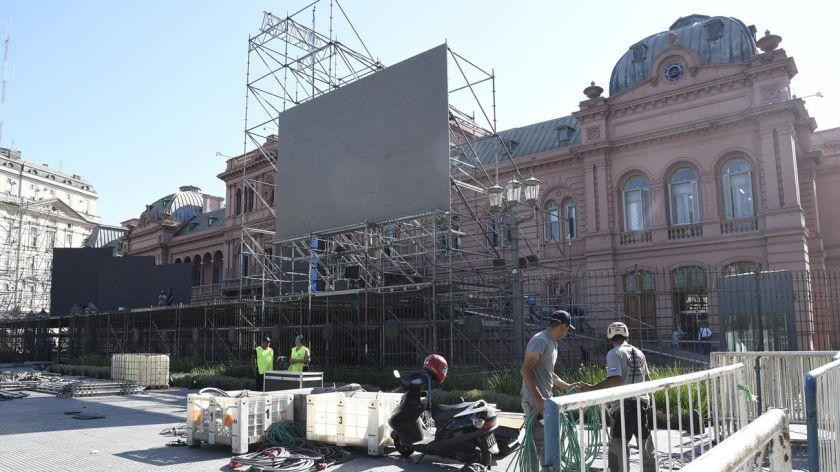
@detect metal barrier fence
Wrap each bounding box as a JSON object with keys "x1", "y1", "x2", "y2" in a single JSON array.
[
  {"x1": 680, "y1": 408, "x2": 792, "y2": 472},
  {"x1": 544, "y1": 363, "x2": 749, "y2": 472},
  {"x1": 711, "y1": 351, "x2": 839, "y2": 422},
  {"x1": 805, "y1": 353, "x2": 840, "y2": 472}
]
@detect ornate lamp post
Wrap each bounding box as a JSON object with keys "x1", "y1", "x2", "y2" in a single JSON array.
[{"x1": 489, "y1": 174, "x2": 541, "y2": 362}]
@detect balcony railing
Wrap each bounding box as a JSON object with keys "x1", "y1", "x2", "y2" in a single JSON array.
[
  {"x1": 668, "y1": 223, "x2": 703, "y2": 240},
  {"x1": 191, "y1": 283, "x2": 222, "y2": 301},
  {"x1": 721, "y1": 216, "x2": 758, "y2": 234},
  {"x1": 619, "y1": 229, "x2": 652, "y2": 246}
]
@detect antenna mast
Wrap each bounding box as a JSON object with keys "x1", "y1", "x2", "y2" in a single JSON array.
[{"x1": 0, "y1": 23, "x2": 9, "y2": 147}]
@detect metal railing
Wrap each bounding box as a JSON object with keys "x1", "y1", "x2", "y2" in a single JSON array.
[
  {"x1": 668, "y1": 223, "x2": 703, "y2": 240},
  {"x1": 805, "y1": 353, "x2": 840, "y2": 472},
  {"x1": 619, "y1": 229, "x2": 653, "y2": 245},
  {"x1": 711, "y1": 351, "x2": 839, "y2": 422},
  {"x1": 680, "y1": 408, "x2": 792, "y2": 472},
  {"x1": 720, "y1": 216, "x2": 758, "y2": 234},
  {"x1": 544, "y1": 363, "x2": 749, "y2": 472}
]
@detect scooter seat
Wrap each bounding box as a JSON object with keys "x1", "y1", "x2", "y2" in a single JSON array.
[{"x1": 431, "y1": 402, "x2": 474, "y2": 422}]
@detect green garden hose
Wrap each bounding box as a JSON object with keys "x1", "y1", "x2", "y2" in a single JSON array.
[
  {"x1": 264, "y1": 420, "x2": 305, "y2": 447},
  {"x1": 508, "y1": 395, "x2": 603, "y2": 472}
]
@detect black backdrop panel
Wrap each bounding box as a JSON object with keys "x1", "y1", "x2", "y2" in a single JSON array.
[{"x1": 50, "y1": 248, "x2": 191, "y2": 315}]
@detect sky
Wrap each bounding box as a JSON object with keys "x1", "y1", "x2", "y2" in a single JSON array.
[{"x1": 1, "y1": 0, "x2": 837, "y2": 225}]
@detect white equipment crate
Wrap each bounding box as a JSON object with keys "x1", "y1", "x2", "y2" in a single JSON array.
[
  {"x1": 306, "y1": 391, "x2": 403, "y2": 456},
  {"x1": 111, "y1": 353, "x2": 169, "y2": 388},
  {"x1": 186, "y1": 390, "x2": 294, "y2": 454}
]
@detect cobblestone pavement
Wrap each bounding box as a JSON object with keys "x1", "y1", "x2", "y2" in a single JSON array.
[{"x1": 0, "y1": 388, "x2": 516, "y2": 471}]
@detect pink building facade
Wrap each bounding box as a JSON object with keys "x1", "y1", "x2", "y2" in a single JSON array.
[{"x1": 121, "y1": 15, "x2": 840, "y2": 349}]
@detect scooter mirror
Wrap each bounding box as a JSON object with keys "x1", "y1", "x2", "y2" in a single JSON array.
[{"x1": 393, "y1": 370, "x2": 401, "y2": 379}]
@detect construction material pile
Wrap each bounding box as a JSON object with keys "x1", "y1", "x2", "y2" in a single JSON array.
[
  {"x1": 0, "y1": 371, "x2": 143, "y2": 398},
  {"x1": 229, "y1": 444, "x2": 352, "y2": 472}
]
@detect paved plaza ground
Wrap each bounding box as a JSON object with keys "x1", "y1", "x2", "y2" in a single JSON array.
[{"x1": 0, "y1": 384, "x2": 809, "y2": 471}]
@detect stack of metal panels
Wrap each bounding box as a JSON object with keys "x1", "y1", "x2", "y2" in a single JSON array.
[{"x1": 32, "y1": 379, "x2": 144, "y2": 397}]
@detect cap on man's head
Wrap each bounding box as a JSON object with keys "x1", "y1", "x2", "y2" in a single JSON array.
[
  {"x1": 262, "y1": 337, "x2": 271, "y2": 343},
  {"x1": 548, "y1": 310, "x2": 575, "y2": 330}
]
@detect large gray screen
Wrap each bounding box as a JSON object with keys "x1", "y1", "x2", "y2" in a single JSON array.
[{"x1": 275, "y1": 44, "x2": 449, "y2": 240}]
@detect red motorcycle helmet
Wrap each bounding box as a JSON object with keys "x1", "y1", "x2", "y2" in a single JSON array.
[{"x1": 423, "y1": 354, "x2": 449, "y2": 383}]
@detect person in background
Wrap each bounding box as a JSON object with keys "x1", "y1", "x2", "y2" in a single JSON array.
[
  {"x1": 698, "y1": 322, "x2": 712, "y2": 341},
  {"x1": 520, "y1": 310, "x2": 577, "y2": 472},
  {"x1": 156, "y1": 289, "x2": 167, "y2": 307},
  {"x1": 253, "y1": 337, "x2": 274, "y2": 390},
  {"x1": 672, "y1": 324, "x2": 684, "y2": 348},
  {"x1": 577, "y1": 322, "x2": 655, "y2": 472},
  {"x1": 288, "y1": 335, "x2": 311, "y2": 372},
  {"x1": 165, "y1": 288, "x2": 174, "y2": 306}
]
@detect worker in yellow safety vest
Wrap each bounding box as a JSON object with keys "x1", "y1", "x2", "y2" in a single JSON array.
[
  {"x1": 253, "y1": 337, "x2": 274, "y2": 390},
  {"x1": 288, "y1": 335, "x2": 310, "y2": 372}
]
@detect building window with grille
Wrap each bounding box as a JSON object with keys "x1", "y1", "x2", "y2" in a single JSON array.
[
  {"x1": 672, "y1": 266, "x2": 709, "y2": 349},
  {"x1": 562, "y1": 199, "x2": 576, "y2": 240},
  {"x1": 722, "y1": 158, "x2": 755, "y2": 219},
  {"x1": 544, "y1": 201, "x2": 560, "y2": 242},
  {"x1": 622, "y1": 176, "x2": 651, "y2": 231},
  {"x1": 669, "y1": 168, "x2": 700, "y2": 225},
  {"x1": 624, "y1": 270, "x2": 657, "y2": 335}
]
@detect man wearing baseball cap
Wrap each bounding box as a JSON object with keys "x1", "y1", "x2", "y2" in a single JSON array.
[
  {"x1": 519, "y1": 310, "x2": 576, "y2": 472},
  {"x1": 577, "y1": 322, "x2": 655, "y2": 472}
]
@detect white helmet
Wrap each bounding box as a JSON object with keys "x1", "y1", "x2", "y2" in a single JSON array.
[{"x1": 607, "y1": 322, "x2": 629, "y2": 340}]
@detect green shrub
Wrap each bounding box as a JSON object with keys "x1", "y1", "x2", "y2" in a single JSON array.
[
  {"x1": 432, "y1": 388, "x2": 522, "y2": 413},
  {"x1": 48, "y1": 364, "x2": 111, "y2": 379},
  {"x1": 170, "y1": 373, "x2": 256, "y2": 391}
]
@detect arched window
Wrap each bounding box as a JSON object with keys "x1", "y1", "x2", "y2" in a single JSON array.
[
  {"x1": 669, "y1": 168, "x2": 700, "y2": 225},
  {"x1": 240, "y1": 249, "x2": 250, "y2": 277},
  {"x1": 623, "y1": 176, "x2": 651, "y2": 231},
  {"x1": 234, "y1": 188, "x2": 242, "y2": 215},
  {"x1": 722, "y1": 158, "x2": 754, "y2": 219},
  {"x1": 544, "y1": 201, "x2": 560, "y2": 242},
  {"x1": 722, "y1": 261, "x2": 761, "y2": 276},
  {"x1": 562, "y1": 199, "x2": 576, "y2": 240}
]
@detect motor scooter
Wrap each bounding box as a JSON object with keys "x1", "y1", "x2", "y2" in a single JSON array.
[{"x1": 388, "y1": 370, "x2": 499, "y2": 467}]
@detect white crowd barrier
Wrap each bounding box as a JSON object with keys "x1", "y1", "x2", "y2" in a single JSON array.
[
  {"x1": 711, "y1": 351, "x2": 838, "y2": 422},
  {"x1": 544, "y1": 363, "x2": 749, "y2": 472},
  {"x1": 680, "y1": 408, "x2": 792, "y2": 472}
]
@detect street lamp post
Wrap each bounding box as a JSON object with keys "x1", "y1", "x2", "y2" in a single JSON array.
[{"x1": 490, "y1": 175, "x2": 541, "y2": 363}]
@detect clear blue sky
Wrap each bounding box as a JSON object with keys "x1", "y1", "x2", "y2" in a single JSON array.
[{"x1": 2, "y1": 0, "x2": 837, "y2": 225}]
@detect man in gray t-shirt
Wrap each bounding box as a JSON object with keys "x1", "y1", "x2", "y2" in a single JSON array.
[{"x1": 519, "y1": 310, "x2": 575, "y2": 472}]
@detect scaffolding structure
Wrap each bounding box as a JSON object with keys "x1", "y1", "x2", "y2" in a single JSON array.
[
  {"x1": 226, "y1": 1, "x2": 583, "y2": 368},
  {"x1": 237, "y1": 3, "x2": 384, "y2": 300},
  {"x1": 0, "y1": 195, "x2": 58, "y2": 317}
]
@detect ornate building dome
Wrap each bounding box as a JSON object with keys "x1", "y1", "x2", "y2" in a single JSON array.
[
  {"x1": 142, "y1": 185, "x2": 205, "y2": 225},
  {"x1": 609, "y1": 15, "x2": 757, "y2": 96}
]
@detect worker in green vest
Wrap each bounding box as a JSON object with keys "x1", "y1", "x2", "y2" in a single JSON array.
[
  {"x1": 288, "y1": 335, "x2": 311, "y2": 372},
  {"x1": 253, "y1": 337, "x2": 274, "y2": 390}
]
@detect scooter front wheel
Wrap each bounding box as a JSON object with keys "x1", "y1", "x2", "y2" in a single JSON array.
[
  {"x1": 393, "y1": 435, "x2": 414, "y2": 458},
  {"x1": 475, "y1": 448, "x2": 492, "y2": 468}
]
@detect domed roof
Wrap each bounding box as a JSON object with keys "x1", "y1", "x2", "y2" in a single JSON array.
[
  {"x1": 145, "y1": 185, "x2": 204, "y2": 224},
  {"x1": 609, "y1": 15, "x2": 756, "y2": 96}
]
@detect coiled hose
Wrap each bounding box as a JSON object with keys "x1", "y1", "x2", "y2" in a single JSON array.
[{"x1": 505, "y1": 399, "x2": 603, "y2": 472}]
